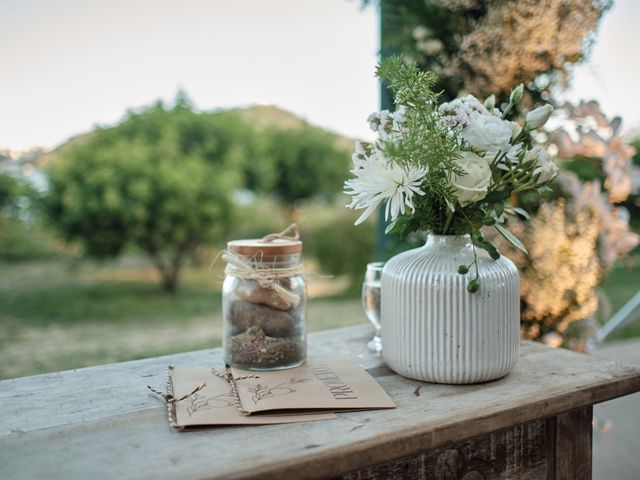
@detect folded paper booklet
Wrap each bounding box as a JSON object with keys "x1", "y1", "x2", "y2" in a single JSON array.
[{"x1": 167, "y1": 357, "x2": 395, "y2": 429}]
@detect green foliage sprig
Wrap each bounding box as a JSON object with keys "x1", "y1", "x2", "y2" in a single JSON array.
[{"x1": 376, "y1": 57, "x2": 465, "y2": 211}]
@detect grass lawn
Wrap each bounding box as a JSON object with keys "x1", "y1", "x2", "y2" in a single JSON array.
[
  {"x1": 1, "y1": 253, "x2": 638, "y2": 379},
  {"x1": 0, "y1": 258, "x2": 365, "y2": 379}
]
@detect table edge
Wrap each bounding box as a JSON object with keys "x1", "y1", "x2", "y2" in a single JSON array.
[{"x1": 218, "y1": 367, "x2": 640, "y2": 480}]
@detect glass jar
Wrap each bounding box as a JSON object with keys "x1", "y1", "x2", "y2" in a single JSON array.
[{"x1": 222, "y1": 238, "x2": 307, "y2": 370}]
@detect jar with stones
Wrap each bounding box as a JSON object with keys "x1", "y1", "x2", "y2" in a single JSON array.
[{"x1": 222, "y1": 237, "x2": 306, "y2": 370}]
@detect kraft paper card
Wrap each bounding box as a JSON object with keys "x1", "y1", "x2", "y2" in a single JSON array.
[
  {"x1": 167, "y1": 357, "x2": 394, "y2": 429},
  {"x1": 231, "y1": 357, "x2": 395, "y2": 414},
  {"x1": 170, "y1": 367, "x2": 336, "y2": 429}
]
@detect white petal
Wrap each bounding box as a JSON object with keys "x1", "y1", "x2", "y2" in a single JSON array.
[{"x1": 353, "y1": 198, "x2": 382, "y2": 226}]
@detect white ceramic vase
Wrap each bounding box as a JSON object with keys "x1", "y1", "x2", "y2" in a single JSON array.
[{"x1": 381, "y1": 234, "x2": 520, "y2": 384}]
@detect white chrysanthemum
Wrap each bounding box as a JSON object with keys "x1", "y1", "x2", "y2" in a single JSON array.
[{"x1": 344, "y1": 152, "x2": 427, "y2": 226}]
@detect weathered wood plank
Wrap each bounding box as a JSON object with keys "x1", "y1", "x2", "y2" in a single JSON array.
[
  {"x1": 554, "y1": 406, "x2": 593, "y2": 480},
  {"x1": 0, "y1": 324, "x2": 638, "y2": 480},
  {"x1": 0, "y1": 326, "x2": 377, "y2": 435},
  {"x1": 341, "y1": 418, "x2": 550, "y2": 480}
]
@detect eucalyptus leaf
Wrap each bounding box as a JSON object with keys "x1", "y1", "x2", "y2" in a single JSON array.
[
  {"x1": 484, "y1": 189, "x2": 511, "y2": 203},
  {"x1": 479, "y1": 240, "x2": 500, "y2": 260},
  {"x1": 512, "y1": 207, "x2": 530, "y2": 219},
  {"x1": 495, "y1": 224, "x2": 529, "y2": 255}
]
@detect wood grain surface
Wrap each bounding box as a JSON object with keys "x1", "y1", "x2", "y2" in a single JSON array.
[
  {"x1": 1, "y1": 324, "x2": 638, "y2": 480},
  {"x1": 341, "y1": 418, "x2": 551, "y2": 480}
]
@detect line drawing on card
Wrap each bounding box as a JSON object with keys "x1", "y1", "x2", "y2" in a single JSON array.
[
  {"x1": 186, "y1": 392, "x2": 235, "y2": 417},
  {"x1": 248, "y1": 378, "x2": 311, "y2": 404}
]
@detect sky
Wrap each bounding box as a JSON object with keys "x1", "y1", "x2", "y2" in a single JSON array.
[
  {"x1": 0, "y1": 0, "x2": 638, "y2": 151},
  {"x1": 565, "y1": 0, "x2": 640, "y2": 131}
]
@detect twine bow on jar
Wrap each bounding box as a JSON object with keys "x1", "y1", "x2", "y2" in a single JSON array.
[{"x1": 221, "y1": 224, "x2": 305, "y2": 307}]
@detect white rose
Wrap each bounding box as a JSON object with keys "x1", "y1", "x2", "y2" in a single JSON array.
[
  {"x1": 451, "y1": 151, "x2": 493, "y2": 206},
  {"x1": 525, "y1": 146, "x2": 559, "y2": 184},
  {"x1": 524, "y1": 104, "x2": 553, "y2": 131},
  {"x1": 461, "y1": 112, "x2": 512, "y2": 154}
]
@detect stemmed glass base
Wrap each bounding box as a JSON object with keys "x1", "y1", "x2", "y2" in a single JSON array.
[
  {"x1": 362, "y1": 262, "x2": 384, "y2": 355},
  {"x1": 367, "y1": 330, "x2": 382, "y2": 354}
]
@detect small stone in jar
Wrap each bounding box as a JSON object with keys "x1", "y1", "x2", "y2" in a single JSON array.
[
  {"x1": 235, "y1": 280, "x2": 293, "y2": 311},
  {"x1": 227, "y1": 326, "x2": 304, "y2": 368},
  {"x1": 228, "y1": 300, "x2": 296, "y2": 337}
]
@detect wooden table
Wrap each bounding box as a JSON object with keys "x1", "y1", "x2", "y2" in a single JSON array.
[{"x1": 1, "y1": 325, "x2": 639, "y2": 480}]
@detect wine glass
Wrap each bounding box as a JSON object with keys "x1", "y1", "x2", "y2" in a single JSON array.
[{"x1": 362, "y1": 262, "x2": 384, "y2": 353}]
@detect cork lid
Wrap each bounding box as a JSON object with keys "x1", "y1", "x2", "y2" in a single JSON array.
[{"x1": 227, "y1": 238, "x2": 302, "y2": 256}]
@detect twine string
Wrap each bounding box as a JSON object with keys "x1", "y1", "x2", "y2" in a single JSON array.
[
  {"x1": 222, "y1": 252, "x2": 303, "y2": 306},
  {"x1": 221, "y1": 223, "x2": 304, "y2": 307},
  {"x1": 261, "y1": 223, "x2": 300, "y2": 242},
  {"x1": 147, "y1": 382, "x2": 206, "y2": 404},
  {"x1": 212, "y1": 367, "x2": 260, "y2": 416}
]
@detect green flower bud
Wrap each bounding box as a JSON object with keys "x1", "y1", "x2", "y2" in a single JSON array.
[
  {"x1": 483, "y1": 94, "x2": 496, "y2": 110},
  {"x1": 481, "y1": 217, "x2": 496, "y2": 226},
  {"x1": 467, "y1": 279, "x2": 480, "y2": 293},
  {"x1": 472, "y1": 230, "x2": 484, "y2": 242},
  {"x1": 509, "y1": 84, "x2": 524, "y2": 105},
  {"x1": 457, "y1": 265, "x2": 469, "y2": 274},
  {"x1": 524, "y1": 104, "x2": 553, "y2": 131},
  {"x1": 488, "y1": 249, "x2": 501, "y2": 260}
]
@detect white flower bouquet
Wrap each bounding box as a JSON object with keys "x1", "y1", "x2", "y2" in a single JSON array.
[{"x1": 345, "y1": 57, "x2": 559, "y2": 292}]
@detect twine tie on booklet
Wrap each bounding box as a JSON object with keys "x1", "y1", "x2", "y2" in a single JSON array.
[
  {"x1": 147, "y1": 382, "x2": 206, "y2": 404},
  {"x1": 221, "y1": 223, "x2": 305, "y2": 307},
  {"x1": 212, "y1": 367, "x2": 260, "y2": 416}
]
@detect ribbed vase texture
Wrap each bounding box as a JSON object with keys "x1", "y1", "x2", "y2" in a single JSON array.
[{"x1": 381, "y1": 235, "x2": 520, "y2": 384}]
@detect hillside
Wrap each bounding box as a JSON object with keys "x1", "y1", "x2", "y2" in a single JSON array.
[
  {"x1": 229, "y1": 104, "x2": 307, "y2": 130},
  {"x1": 1, "y1": 103, "x2": 355, "y2": 172},
  {"x1": 229, "y1": 104, "x2": 354, "y2": 151}
]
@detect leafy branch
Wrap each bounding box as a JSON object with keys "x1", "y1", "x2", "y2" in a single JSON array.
[{"x1": 376, "y1": 57, "x2": 465, "y2": 210}]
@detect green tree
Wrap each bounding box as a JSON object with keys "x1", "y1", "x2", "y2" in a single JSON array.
[
  {"x1": 0, "y1": 173, "x2": 60, "y2": 260},
  {"x1": 261, "y1": 125, "x2": 351, "y2": 207},
  {"x1": 303, "y1": 208, "x2": 375, "y2": 289},
  {"x1": 44, "y1": 103, "x2": 237, "y2": 292},
  {"x1": 0, "y1": 173, "x2": 20, "y2": 214}
]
